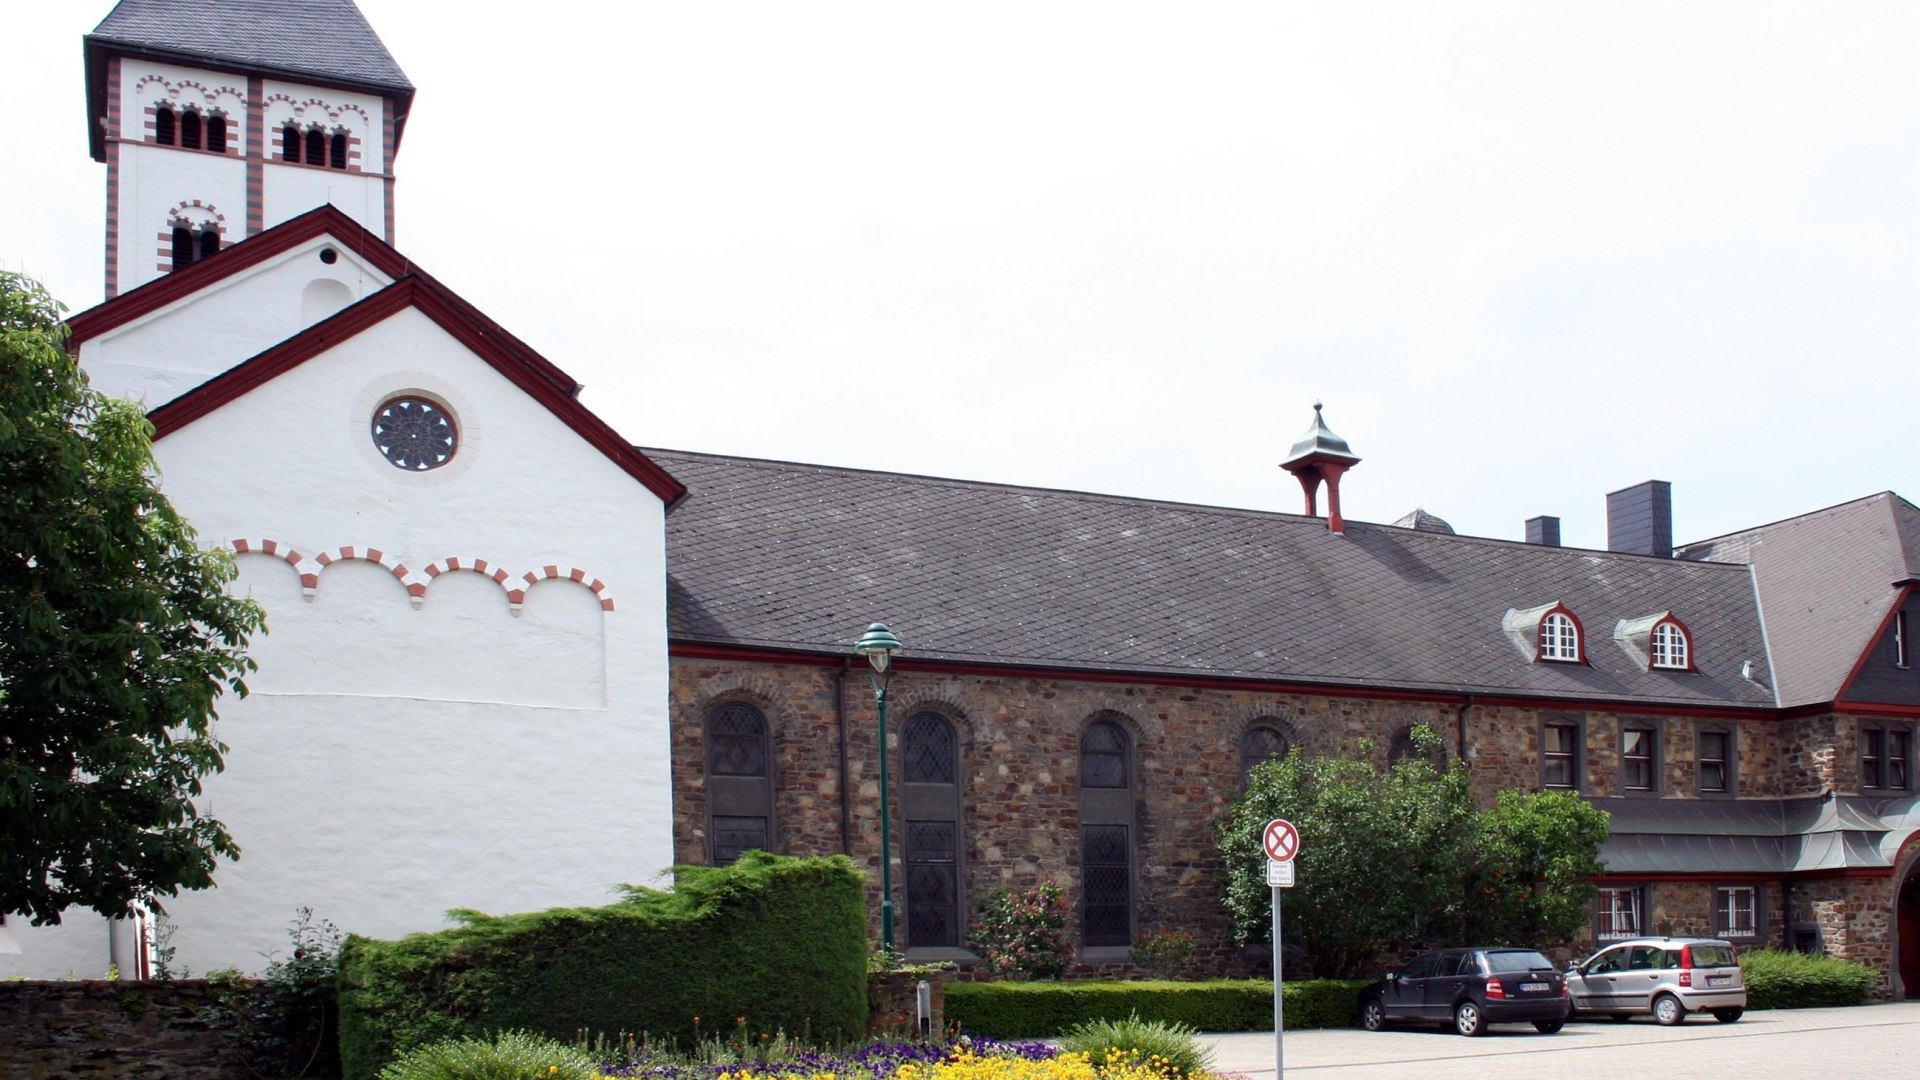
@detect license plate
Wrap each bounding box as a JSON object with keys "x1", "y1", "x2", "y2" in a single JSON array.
[
  {"x1": 1707, "y1": 976, "x2": 1731, "y2": 987},
  {"x1": 1520, "y1": 982, "x2": 1549, "y2": 992}
]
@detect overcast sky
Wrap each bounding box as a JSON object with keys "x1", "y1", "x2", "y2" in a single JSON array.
[{"x1": 7, "y1": 1, "x2": 1917, "y2": 550}]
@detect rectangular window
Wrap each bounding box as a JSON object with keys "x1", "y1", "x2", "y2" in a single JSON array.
[
  {"x1": 1898, "y1": 610, "x2": 1909, "y2": 668},
  {"x1": 1714, "y1": 886, "x2": 1758, "y2": 939},
  {"x1": 1597, "y1": 886, "x2": 1642, "y2": 940},
  {"x1": 711, "y1": 815, "x2": 768, "y2": 866},
  {"x1": 1863, "y1": 728, "x2": 1884, "y2": 789},
  {"x1": 1891, "y1": 729, "x2": 1911, "y2": 791},
  {"x1": 1622, "y1": 726, "x2": 1655, "y2": 792},
  {"x1": 1698, "y1": 728, "x2": 1731, "y2": 795},
  {"x1": 1543, "y1": 722, "x2": 1581, "y2": 790}
]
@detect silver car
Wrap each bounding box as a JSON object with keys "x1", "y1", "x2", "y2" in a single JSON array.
[{"x1": 1566, "y1": 937, "x2": 1746, "y2": 1024}]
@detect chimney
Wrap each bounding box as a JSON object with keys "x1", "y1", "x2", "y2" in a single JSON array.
[
  {"x1": 1525, "y1": 515, "x2": 1561, "y2": 546},
  {"x1": 1606, "y1": 480, "x2": 1672, "y2": 558}
]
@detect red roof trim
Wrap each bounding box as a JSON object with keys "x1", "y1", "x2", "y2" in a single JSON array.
[
  {"x1": 68, "y1": 206, "x2": 411, "y2": 344},
  {"x1": 667, "y1": 641, "x2": 1781, "y2": 718},
  {"x1": 146, "y1": 277, "x2": 685, "y2": 503},
  {"x1": 1835, "y1": 583, "x2": 1917, "y2": 705}
]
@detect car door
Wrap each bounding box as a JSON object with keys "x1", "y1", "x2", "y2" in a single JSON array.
[
  {"x1": 1385, "y1": 952, "x2": 1438, "y2": 1020},
  {"x1": 1423, "y1": 951, "x2": 1476, "y2": 1019},
  {"x1": 1619, "y1": 944, "x2": 1669, "y2": 1011},
  {"x1": 1572, "y1": 944, "x2": 1631, "y2": 1010}
]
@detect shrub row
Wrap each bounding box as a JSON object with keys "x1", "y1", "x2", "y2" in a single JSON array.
[
  {"x1": 336, "y1": 853, "x2": 869, "y2": 1080},
  {"x1": 1739, "y1": 948, "x2": 1879, "y2": 1009},
  {"x1": 945, "y1": 979, "x2": 1366, "y2": 1039}
]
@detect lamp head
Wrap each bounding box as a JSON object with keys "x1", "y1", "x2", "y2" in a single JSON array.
[{"x1": 854, "y1": 621, "x2": 904, "y2": 673}]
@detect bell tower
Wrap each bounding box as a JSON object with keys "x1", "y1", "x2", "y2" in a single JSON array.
[{"x1": 83, "y1": 0, "x2": 413, "y2": 296}]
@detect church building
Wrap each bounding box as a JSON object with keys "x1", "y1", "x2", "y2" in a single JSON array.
[{"x1": 4, "y1": 0, "x2": 1917, "y2": 1002}]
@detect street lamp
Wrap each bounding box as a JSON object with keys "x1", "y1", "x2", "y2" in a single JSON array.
[{"x1": 853, "y1": 621, "x2": 904, "y2": 956}]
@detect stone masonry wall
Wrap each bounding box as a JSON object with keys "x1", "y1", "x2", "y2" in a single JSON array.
[
  {"x1": 671, "y1": 658, "x2": 1809, "y2": 978},
  {"x1": 1791, "y1": 876, "x2": 1898, "y2": 998},
  {"x1": 0, "y1": 979, "x2": 274, "y2": 1080}
]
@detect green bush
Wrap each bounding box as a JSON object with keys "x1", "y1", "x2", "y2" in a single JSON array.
[
  {"x1": 945, "y1": 979, "x2": 1367, "y2": 1039},
  {"x1": 969, "y1": 884, "x2": 1072, "y2": 980},
  {"x1": 1056, "y1": 1013, "x2": 1215, "y2": 1079},
  {"x1": 378, "y1": 1030, "x2": 599, "y2": 1080},
  {"x1": 1740, "y1": 948, "x2": 1879, "y2": 1009},
  {"x1": 338, "y1": 853, "x2": 868, "y2": 1080}
]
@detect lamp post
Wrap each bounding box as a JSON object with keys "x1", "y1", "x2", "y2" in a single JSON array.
[{"x1": 853, "y1": 621, "x2": 904, "y2": 957}]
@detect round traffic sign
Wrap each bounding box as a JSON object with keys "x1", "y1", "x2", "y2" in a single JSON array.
[{"x1": 1263, "y1": 818, "x2": 1299, "y2": 863}]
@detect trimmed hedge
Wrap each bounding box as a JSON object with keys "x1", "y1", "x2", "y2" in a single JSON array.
[
  {"x1": 1739, "y1": 948, "x2": 1879, "y2": 1009},
  {"x1": 945, "y1": 979, "x2": 1367, "y2": 1039},
  {"x1": 336, "y1": 853, "x2": 868, "y2": 1080}
]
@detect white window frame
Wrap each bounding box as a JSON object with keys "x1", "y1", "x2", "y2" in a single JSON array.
[
  {"x1": 1597, "y1": 886, "x2": 1643, "y2": 941},
  {"x1": 1540, "y1": 611, "x2": 1581, "y2": 662},
  {"x1": 1714, "y1": 885, "x2": 1759, "y2": 940},
  {"x1": 1650, "y1": 620, "x2": 1690, "y2": 669},
  {"x1": 1697, "y1": 726, "x2": 1734, "y2": 797},
  {"x1": 1622, "y1": 724, "x2": 1657, "y2": 793}
]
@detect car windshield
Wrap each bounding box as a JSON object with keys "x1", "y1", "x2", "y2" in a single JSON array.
[
  {"x1": 1688, "y1": 944, "x2": 1737, "y2": 967},
  {"x1": 1486, "y1": 950, "x2": 1556, "y2": 973}
]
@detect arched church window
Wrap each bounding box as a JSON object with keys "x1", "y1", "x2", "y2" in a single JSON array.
[
  {"x1": 706, "y1": 701, "x2": 773, "y2": 865},
  {"x1": 1240, "y1": 723, "x2": 1292, "y2": 782},
  {"x1": 1079, "y1": 718, "x2": 1134, "y2": 948},
  {"x1": 902, "y1": 711, "x2": 963, "y2": 948},
  {"x1": 196, "y1": 228, "x2": 219, "y2": 262},
  {"x1": 305, "y1": 128, "x2": 326, "y2": 166},
  {"x1": 170, "y1": 226, "x2": 194, "y2": 270},
  {"x1": 180, "y1": 110, "x2": 202, "y2": 150},
  {"x1": 206, "y1": 113, "x2": 228, "y2": 153},
  {"x1": 282, "y1": 124, "x2": 300, "y2": 162},
  {"x1": 330, "y1": 131, "x2": 348, "y2": 170},
  {"x1": 154, "y1": 105, "x2": 176, "y2": 145}
]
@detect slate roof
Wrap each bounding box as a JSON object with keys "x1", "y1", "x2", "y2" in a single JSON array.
[
  {"x1": 85, "y1": 0, "x2": 414, "y2": 158},
  {"x1": 651, "y1": 448, "x2": 1777, "y2": 708},
  {"x1": 1677, "y1": 493, "x2": 1920, "y2": 708}
]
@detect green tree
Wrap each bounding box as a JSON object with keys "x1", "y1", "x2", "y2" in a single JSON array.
[
  {"x1": 1465, "y1": 789, "x2": 1608, "y2": 946},
  {"x1": 1217, "y1": 726, "x2": 1611, "y2": 978},
  {"x1": 1218, "y1": 726, "x2": 1477, "y2": 978},
  {"x1": 0, "y1": 271, "x2": 264, "y2": 925}
]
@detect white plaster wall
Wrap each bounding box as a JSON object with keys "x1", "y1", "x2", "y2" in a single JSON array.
[
  {"x1": 127, "y1": 306, "x2": 672, "y2": 973},
  {"x1": 0, "y1": 916, "x2": 115, "y2": 980},
  {"x1": 80, "y1": 236, "x2": 394, "y2": 408},
  {"x1": 262, "y1": 168, "x2": 388, "y2": 240},
  {"x1": 115, "y1": 60, "x2": 253, "y2": 296}
]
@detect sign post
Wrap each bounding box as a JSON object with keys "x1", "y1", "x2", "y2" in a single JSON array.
[{"x1": 1262, "y1": 819, "x2": 1299, "y2": 1080}]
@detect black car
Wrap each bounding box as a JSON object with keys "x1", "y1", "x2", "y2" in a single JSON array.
[{"x1": 1359, "y1": 947, "x2": 1572, "y2": 1036}]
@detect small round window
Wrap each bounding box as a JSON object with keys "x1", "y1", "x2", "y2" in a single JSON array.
[{"x1": 371, "y1": 396, "x2": 457, "y2": 471}]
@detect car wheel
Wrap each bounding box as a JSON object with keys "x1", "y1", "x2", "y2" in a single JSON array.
[
  {"x1": 1711, "y1": 1008, "x2": 1744, "y2": 1024},
  {"x1": 1653, "y1": 994, "x2": 1686, "y2": 1026},
  {"x1": 1454, "y1": 1000, "x2": 1486, "y2": 1037},
  {"x1": 1360, "y1": 998, "x2": 1387, "y2": 1032},
  {"x1": 1533, "y1": 1019, "x2": 1565, "y2": 1034}
]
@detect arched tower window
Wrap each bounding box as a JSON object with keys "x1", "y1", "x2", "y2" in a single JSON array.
[
  {"x1": 206, "y1": 113, "x2": 228, "y2": 153},
  {"x1": 1079, "y1": 719, "x2": 1134, "y2": 948},
  {"x1": 170, "y1": 226, "x2": 194, "y2": 269},
  {"x1": 180, "y1": 110, "x2": 202, "y2": 150},
  {"x1": 196, "y1": 228, "x2": 219, "y2": 261},
  {"x1": 330, "y1": 131, "x2": 349, "y2": 170},
  {"x1": 305, "y1": 127, "x2": 326, "y2": 166},
  {"x1": 282, "y1": 124, "x2": 300, "y2": 162},
  {"x1": 154, "y1": 105, "x2": 176, "y2": 145},
  {"x1": 705, "y1": 701, "x2": 772, "y2": 865},
  {"x1": 902, "y1": 711, "x2": 963, "y2": 949}
]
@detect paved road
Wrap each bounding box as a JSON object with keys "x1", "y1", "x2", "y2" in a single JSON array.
[{"x1": 1199, "y1": 1002, "x2": 1920, "y2": 1080}]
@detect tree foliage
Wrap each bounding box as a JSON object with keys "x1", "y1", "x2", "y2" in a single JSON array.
[
  {"x1": 0, "y1": 271, "x2": 264, "y2": 924},
  {"x1": 1217, "y1": 726, "x2": 1608, "y2": 978}
]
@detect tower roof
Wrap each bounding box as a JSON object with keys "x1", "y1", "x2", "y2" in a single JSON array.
[
  {"x1": 85, "y1": 0, "x2": 415, "y2": 159},
  {"x1": 1280, "y1": 403, "x2": 1360, "y2": 467}
]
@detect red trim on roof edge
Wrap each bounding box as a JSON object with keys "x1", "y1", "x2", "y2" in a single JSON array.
[
  {"x1": 667, "y1": 641, "x2": 1781, "y2": 718},
  {"x1": 145, "y1": 276, "x2": 685, "y2": 504},
  {"x1": 1834, "y1": 583, "x2": 1917, "y2": 706}
]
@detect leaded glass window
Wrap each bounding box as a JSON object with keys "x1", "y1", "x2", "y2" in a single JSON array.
[
  {"x1": 1240, "y1": 724, "x2": 1290, "y2": 780},
  {"x1": 707, "y1": 702, "x2": 768, "y2": 776},
  {"x1": 906, "y1": 820, "x2": 958, "y2": 947},
  {"x1": 904, "y1": 712, "x2": 956, "y2": 784},
  {"x1": 1082, "y1": 825, "x2": 1130, "y2": 947},
  {"x1": 712, "y1": 816, "x2": 768, "y2": 865},
  {"x1": 371, "y1": 397, "x2": 458, "y2": 471},
  {"x1": 1081, "y1": 722, "x2": 1129, "y2": 788}
]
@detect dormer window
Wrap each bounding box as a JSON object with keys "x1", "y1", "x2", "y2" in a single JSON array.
[
  {"x1": 1613, "y1": 611, "x2": 1694, "y2": 672},
  {"x1": 1541, "y1": 612, "x2": 1579, "y2": 661},
  {"x1": 1502, "y1": 601, "x2": 1586, "y2": 664}
]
